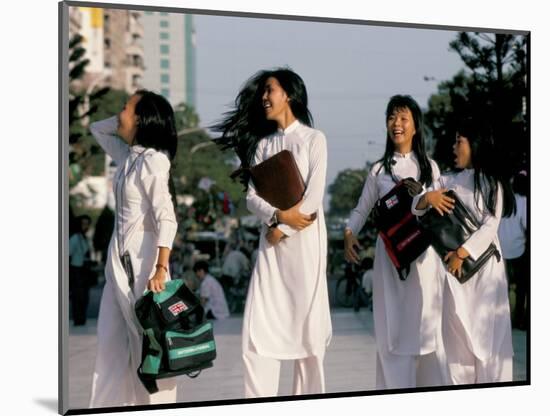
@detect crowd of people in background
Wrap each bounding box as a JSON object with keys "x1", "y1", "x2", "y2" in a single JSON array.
[
  {"x1": 68, "y1": 202, "x2": 262, "y2": 325},
  {"x1": 69, "y1": 188, "x2": 528, "y2": 332}
]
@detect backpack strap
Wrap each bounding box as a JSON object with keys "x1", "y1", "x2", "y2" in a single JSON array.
[{"x1": 137, "y1": 328, "x2": 163, "y2": 394}]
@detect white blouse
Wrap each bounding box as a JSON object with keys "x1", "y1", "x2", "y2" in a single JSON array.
[
  {"x1": 347, "y1": 152, "x2": 439, "y2": 234},
  {"x1": 345, "y1": 152, "x2": 442, "y2": 356},
  {"x1": 435, "y1": 169, "x2": 503, "y2": 262},
  {"x1": 89, "y1": 116, "x2": 177, "y2": 253},
  {"x1": 498, "y1": 194, "x2": 527, "y2": 259}
]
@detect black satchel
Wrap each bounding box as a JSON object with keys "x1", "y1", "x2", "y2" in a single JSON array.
[{"x1": 419, "y1": 189, "x2": 501, "y2": 284}]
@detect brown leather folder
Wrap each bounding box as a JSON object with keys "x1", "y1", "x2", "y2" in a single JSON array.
[{"x1": 249, "y1": 150, "x2": 305, "y2": 210}]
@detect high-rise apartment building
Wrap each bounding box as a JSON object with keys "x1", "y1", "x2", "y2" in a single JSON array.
[
  {"x1": 69, "y1": 7, "x2": 82, "y2": 39},
  {"x1": 103, "y1": 9, "x2": 145, "y2": 93},
  {"x1": 141, "y1": 11, "x2": 196, "y2": 108}
]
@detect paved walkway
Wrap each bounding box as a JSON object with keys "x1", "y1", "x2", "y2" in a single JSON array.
[{"x1": 68, "y1": 306, "x2": 527, "y2": 410}]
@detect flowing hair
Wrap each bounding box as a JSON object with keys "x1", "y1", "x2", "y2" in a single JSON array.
[
  {"x1": 211, "y1": 67, "x2": 313, "y2": 189},
  {"x1": 456, "y1": 117, "x2": 516, "y2": 217},
  {"x1": 376, "y1": 95, "x2": 434, "y2": 187}
]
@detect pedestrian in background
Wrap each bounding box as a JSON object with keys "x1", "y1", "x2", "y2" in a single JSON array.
[
  {"x1": 69, "y1": 214, "x2": 93, "y2": 326},
  {"x1": 194, "y1": 260, "x2": 230, "y2": 320},
  {"x1": 93, "y1": 204, "x2": 115, "y2": 265},
  {"x1": 220, "y1": 242, "x2": 251, "y2": 311},
  {"x1": 498, "y1": 170, "x2": 528, "y2": 330}
]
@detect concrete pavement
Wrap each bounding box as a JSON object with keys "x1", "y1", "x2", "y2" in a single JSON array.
[{"x1": 67, "y1": 305, "x2": 527, "y2": 410}]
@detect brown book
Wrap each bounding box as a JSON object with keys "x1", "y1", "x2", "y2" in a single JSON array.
[{"x1": 249, "y1": 150, "x2": 305, "y2": 210}]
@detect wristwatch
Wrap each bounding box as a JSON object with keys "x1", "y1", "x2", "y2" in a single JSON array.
[{"x1": 271, "y1": 210, "x2": 278, "y2": 226}]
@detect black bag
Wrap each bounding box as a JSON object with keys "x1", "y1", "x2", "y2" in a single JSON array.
[
  {"x1": 373, "y1": 178, "x2": 431, "y2": 280},
  {"x1": 419, "y1": 190, "x2": 501, "y2": 284},
  {"x1": 134, "y1": 279, "x2": 216, "y2": 394}
]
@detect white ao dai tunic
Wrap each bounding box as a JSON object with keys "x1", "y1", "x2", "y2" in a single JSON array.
[
  {"x1": 243, "y1": 120, "x2": 332, "y2": 359},
  {"x1": 347, "y1": 152, "x2": 442, "y2": 357},
  {"x1": 88, "y1": 116, "x2": 178, "y2": 407}
]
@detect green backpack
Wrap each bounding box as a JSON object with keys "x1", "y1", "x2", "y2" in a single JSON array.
[{"x1": 134, "y1": 279, "x2": 217, "y2": 394}]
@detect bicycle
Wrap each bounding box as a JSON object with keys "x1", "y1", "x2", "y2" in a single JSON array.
[{"x1": 335, "y1": 264, "x2": 372, "y2": 311}]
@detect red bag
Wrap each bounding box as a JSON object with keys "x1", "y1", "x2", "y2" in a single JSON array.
[{"x1": 374, "y1": 178, "x2": 430, "y2": 280}]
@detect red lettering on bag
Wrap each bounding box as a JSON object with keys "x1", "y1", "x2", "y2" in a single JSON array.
[{"x1": 396, "y1": 230, "x2": 422, "y2": 251}]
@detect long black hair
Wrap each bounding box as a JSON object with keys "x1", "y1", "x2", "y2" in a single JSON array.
[
  {"x1": 455, "y1": 117, "x2": 516, "y2": 217},
  {"x1": 133, "y1": 89, "x2": 178, "y2": 208},
  {"x1": 212, "y1": 67, "x2": 313, "y2": 188},
  {"x1": 133, "y1": 89, "x2": 178, "y2": 160},
  {"x1": 377, "y1": 95, "x2": 434, "y2": 187}
]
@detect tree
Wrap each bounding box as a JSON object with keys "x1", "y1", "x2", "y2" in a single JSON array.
[
  {"x1": 171, "y1": 124, "x2": 246, "y2": 224},
  {"x1": 68, "y1": 33, "x2": 111, "y2": 184},
  {"x1": 328, "y1": 167, "x2": 368, "y2": 217},
  {"x1": 424, "y1": 32, "x2": 527, "y2": 173},
  {"x1": 174, "y1": 102, "x2": 200, "y2": 132}
]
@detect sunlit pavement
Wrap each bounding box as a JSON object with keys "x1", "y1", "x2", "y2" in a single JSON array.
[{"x1": 67, "y1": 299, "x2": 527, "y2": 410}]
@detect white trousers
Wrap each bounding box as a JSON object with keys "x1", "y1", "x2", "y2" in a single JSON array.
[
  {"x1": 376, "y1": 349, "x2": 445, "y2": 389},
  {"x1": 243, "y1": 340, "x2": 326, "y2": 398},
  {"x1": 89, "y1": 278, "x2": 177, "y2": 408},
  {"x1": 441, "y1": 280, "x2": 513, "y2": 384}
]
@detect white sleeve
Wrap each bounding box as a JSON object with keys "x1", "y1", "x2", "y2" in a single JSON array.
[
  {"x1": 462, "y1": 183, "x2": 503, "y2": 261},
  {"x1": 412, "y1": 159, "x2": 442, "y2": 216},
  {"x1": 140, "y1": 152, "x2": 178, "y2": 249},
  {"x1": 520, "y1": 196, "x2": 527, "y2": 233},
  {"x1": 200, "y1": 279, "x2": 211, "y2": 299},
  {"x1": 346, "y1": 165, "x2": 379, "y2": 236},
  {"x1": 278, "y1": 132, "x2": 327, "y2": 238},
  {"x1": 89, "y1": 116, "x2": 130, "y2": 165},
  {"x1": 412, "y1": 170, "x2": 446, "y2": 216},
  {"x1": 245, "y1": 141, "x2": 278, "y2": 226}
]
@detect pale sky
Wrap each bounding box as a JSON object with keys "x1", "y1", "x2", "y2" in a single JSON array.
[{"x1": 192, "y1": 14, "x2": 466, "y2": 208}]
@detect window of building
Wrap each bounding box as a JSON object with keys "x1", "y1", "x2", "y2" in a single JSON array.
[
  {"x1": 130, "y1": 55, "x2": 143, "y2": 67},
  {"x1": 160, "y1": 44, "x2": 169, "y2": 54},
  {"x1": 160, "y1": 12, "x2": 169, "y2": 16},
  {"x1": 160, "y1": 32, "x2": 169, "y2": 40},
  {"x1": 104, "y1": 38, "x2": 111, "y2": 49},
  {"x1": 161, "y1": 74, "x2": 170, "y2": 84},
  {"x1": 161, "y1": 88, "x2": 170, "y2": 99},
  {"x1": 145, "y1": 11, "x2": 154, "y2": 15},
  {"x1": 132, "y1": 74, "x2": 141, "y2": 88},
  {"x1": 160, "y1": 59, "x2": 170, "y2": 69},
  {"x1": 160, "y1": 20, "x2": 169, "y2": 28}
]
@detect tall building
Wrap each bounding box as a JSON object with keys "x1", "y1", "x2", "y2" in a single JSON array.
[
  {"x1": 68, "y1": 6, "x2": 82, "y2": 39},
  {"x1": 103, "y1": 9, "x2": 145, "y2": 93},
  {"x1": 141, "y1": 11, "x2": 196, "y2": 108},
  {"x1": 76, "y1": 7, "x2": 105, "y2": 89}
]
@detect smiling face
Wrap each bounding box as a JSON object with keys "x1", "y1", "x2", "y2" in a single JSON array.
[
  {"x1": 262, "y1": 76, "x2": 292, "y2": 126},
  {"x1": 387, "y1": 106, "x2": 416, "y2": 153},
  {"x1": 117, "y1": 94, "x2": 141, "y2": 144},
  {"x1": 453, "y1": 134, "x2": 473, "y2": 169}
]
